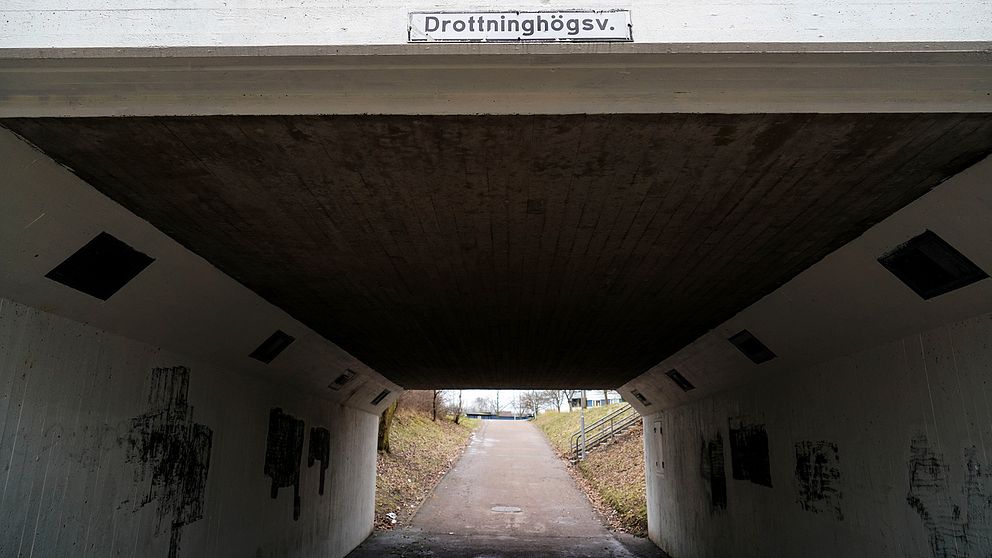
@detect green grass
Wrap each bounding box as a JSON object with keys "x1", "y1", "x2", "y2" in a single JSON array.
[{"x1": 533, "y1": 404, "x2": 648, "y2": 535}]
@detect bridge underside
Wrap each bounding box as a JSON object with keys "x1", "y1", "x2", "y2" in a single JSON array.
[{"x1": 5, "y1": 113, "x2": 990, "y2": 388}]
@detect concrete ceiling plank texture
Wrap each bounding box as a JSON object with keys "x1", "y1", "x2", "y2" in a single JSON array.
[{"x1": 3, "y1": 113, "x2": 991, "y2": 389}]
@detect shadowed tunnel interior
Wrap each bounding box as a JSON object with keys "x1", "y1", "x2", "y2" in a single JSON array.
[{"x1": 4, "y1": 113, "x2": 992, "y2": 388}]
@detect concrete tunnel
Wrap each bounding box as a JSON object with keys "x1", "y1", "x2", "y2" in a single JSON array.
[{"x1": 1, "y1": 4, "x2": 992, "y2": 557}]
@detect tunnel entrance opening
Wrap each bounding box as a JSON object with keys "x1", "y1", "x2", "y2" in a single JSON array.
[{"x1": 359, "y1": 389, "x2": 662, "y2": 558}]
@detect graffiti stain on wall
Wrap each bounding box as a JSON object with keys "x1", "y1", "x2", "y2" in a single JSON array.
[
  {"x1": 795, "y1": 440, "x2": 842, "y2": 520},
  {"x1": 728, "y1": 417, "x2": 773, "y2": 487},
  {"x1": 308, "y1": 427, "x2": 331, "y2": 496},
  {"x1": 907, "y1": 434, "x2": 992, "y2": 557},
  {"x1": 127, "y1": 366, "x2": 213, "y2": 558},
  {"x1": 700, "y1": 433, "x2": 728, "y2": 511},
  {"x1": 264, "y1": 408, "x2": 306, "y2": 520}
]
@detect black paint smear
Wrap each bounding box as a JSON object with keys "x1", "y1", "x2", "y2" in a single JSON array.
[
  {"x1": 795, "y1": 440, "x2": 842, "y2": 520},
  {"x1": 700, "y1": 434, "x2": 727, "y2": 511},
  {"x1": 728, "y1": 418, "x2": 772, "y2": 487},
  {"x1": 264, "y1": 407, "x2": 305, "y2": 520},
  {"x1": 308, "y1": 427, "x2": 331, "y2": 495},
  {"x1": 127, "y1": 366, "x2": 213, "y2": 558},
  {"x1": 907, "y1": 435, "x2": 992, "y2": 557}
]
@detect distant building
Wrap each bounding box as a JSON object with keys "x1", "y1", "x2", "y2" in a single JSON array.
[{"x1": 569, "y1": 390, "x2": 624, "y2": 408}]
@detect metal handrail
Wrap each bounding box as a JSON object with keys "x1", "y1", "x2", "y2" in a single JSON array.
[{"x1": 569, "y1": 403, "x2": 638, "y2": 459}]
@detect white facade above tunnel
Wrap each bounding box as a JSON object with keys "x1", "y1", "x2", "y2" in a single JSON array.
[{"x1": 1, "y1": 0, "x2": 989, "y2": 47}]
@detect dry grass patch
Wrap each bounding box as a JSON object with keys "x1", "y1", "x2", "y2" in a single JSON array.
[
  {"x1": 375, "y1": 407, "x2": 477, "y2": 530},
  {"x1": 534, "y1": 406, "x2": 648, "y2": 536}
]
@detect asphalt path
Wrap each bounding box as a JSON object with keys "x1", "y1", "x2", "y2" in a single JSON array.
[{"x1": 347, "y1": 420, "x2": 665, "y2": 557}]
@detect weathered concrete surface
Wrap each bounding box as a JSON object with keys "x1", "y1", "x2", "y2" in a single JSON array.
[
  {"x1": 5, "y1": 114, "x2": 991, "y2": 388},
  {"x1": 347, "y1": 421, "x2": 664, "y2": 557}
]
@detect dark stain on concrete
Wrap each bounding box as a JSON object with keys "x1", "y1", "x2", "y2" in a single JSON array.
[
  {"x1": 700, "y1": 433, "x2": 727, "y2": 511},
  {"x1": 907, "y1": 435, "x2": 992, "y2": 557},
  {"x1": 795, "y1": 440, "x2": 842, "y2": 520},
  {"x1": 127, "y1": 366, "x2": 213, "y2": 558},
  {"x1": 264, "y1": 407, "x2": 305, "y2": 520},
  {"x1": 308, "y1": 426, "x2": 331, "y2": 495},
  {"x1": 728, "y1": 418, "x2": 772, "y2": 488}
]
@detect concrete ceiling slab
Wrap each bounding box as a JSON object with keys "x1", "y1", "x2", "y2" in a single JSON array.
[{"x1": 3, "y1": 114, "x2": 991, "y2": 388}]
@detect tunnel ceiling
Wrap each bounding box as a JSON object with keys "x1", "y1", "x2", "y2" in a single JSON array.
[{"x1": 4, "y1": 114, "x2": 991, "y2": 388}]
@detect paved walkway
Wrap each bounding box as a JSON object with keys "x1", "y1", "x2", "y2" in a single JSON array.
[{"x1": 347, "y1": 420, "x2": 665, "y2": 558}]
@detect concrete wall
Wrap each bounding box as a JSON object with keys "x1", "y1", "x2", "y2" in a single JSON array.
[
  {"x1": 1, "y1": 0, "x2": 988, "y2": 48},
  {"x1": 0, "y1": 109, "x2": 400, "y2": 557},
  {"x1": 622, "y1": 155, "x2": 992, "y2": 556},
  {"x1": 643, "y1": 312, "x2": 992, "y2": 557},
  {"x1": 0, "y1": 296, "x2": 377, "y2": 557}
]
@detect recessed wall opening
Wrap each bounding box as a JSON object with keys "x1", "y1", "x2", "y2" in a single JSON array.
[
  {"x1": 878, "y1": 230, "x2": 988, "y2": 299},
  {"x1": 728, "y1": 330, "x2": 777, "y2": 364},
  {"x1": 249, "y1": 330, "x2": 295, "y2": 363},
  {"x1": 45, "y1": 231, "x2": 154, "y2": 300}
]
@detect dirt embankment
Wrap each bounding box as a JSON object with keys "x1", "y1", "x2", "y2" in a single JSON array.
[{"x1": 375, "y1": 403, "x2": 477, "y2": 530}]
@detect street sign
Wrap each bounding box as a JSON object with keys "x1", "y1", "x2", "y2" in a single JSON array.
[{"x1": 409, "y1": 10, "x2": 632, "y2": 42}]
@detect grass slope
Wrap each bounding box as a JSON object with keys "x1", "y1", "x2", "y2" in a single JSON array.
[
  {"x1": 534, "y1": 405, "x2": 648, "y2": 535},
  {"x1": 375, "y1": 408, "x2": 477, "y2": 529}
]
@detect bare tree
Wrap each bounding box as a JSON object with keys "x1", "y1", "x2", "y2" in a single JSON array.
[
  {"x1": 544, "y1": 389, "x2": 564, "y2": 412},
  {"x1": 432, "y1": 390, "x2": 443, "y2": 421},
  {"x1": 472, "y1": 396, "x2": 493, "y2": 414},
  {"x1": 562, "y1": 390, "x2": 577, "y2": 411},
  {"x1": 454, "y1": 390, "x2": 463, "y2": 424},
  {"x1": 377, "y1": 400, "x2": 399, "y2": 453}
]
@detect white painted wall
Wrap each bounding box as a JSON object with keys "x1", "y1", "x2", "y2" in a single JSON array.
[
  {"x1": 0, "y1": 0, "x2": 988, "y2": 48},
  {"x1": 641, "y1": 311, "x2": 992, "y2": 557},
  {"x1": 0, "y1": 296, "x2": 377, "y2": 558},
  {"x1": 0, "y1": 128, "x2": 400, "y2": 414},
  {"x1": 0, "y1": 107, "x2": 402, "y2": 558},
  {"x1": 620, "y1": 152, "x2": 992, "y2": 556}
]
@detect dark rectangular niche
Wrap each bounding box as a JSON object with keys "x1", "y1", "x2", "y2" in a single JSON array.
[
  {"x1": 665, "y1": 369, "x2": 696, "y2": 391},
  {"x1": 630, "y1": 389, "x2": 651, "y2": 407},
  {"x1": 878, "y1": 230, "x2": 988, "y2": 300},
  {"x1": 728, "y1": 330, "x2": 777, "y2": 364},
  {"x1": 370, "y1": 389, "x2": 391, "y2": 406},
  {"x1": 328, "y1": 369, "x2": 358, "y2": 391},
  {"x1": 45, "y1": 231, "x2": 154, "y2": 300},
  {"x1": 250, "y1": 330, "x2": 295, "y2": 364}
]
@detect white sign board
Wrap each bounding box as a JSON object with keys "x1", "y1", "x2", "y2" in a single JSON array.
[{"x1": 409, "y1": 10, "x2": 632, "y2": 42}]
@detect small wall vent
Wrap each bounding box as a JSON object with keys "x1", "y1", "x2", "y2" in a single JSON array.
[
  {"x1": 630, "y1": 389, "x2": 651, "y2": 407},
  {"x1": 665, "y1": 369, "x2": 696, "y2": 392},
  {"x1": 328, "y1": 369, "x2": 358, "y2": 391},
  {"x1": 370, "y1": 389, "x2": 391, "y2": 406},
  {"x1": 878, "y1": 230, "x2": 988, "y2": 300},
  {"x1": 249, "y1": 330, "x2": 295, "y2": 364},
  {"x1": 45, "y1": 232, "x2": 154, "y2": 300},
  {"x1": 728, "y1": 330, "x2": 777, "y2": 364}
]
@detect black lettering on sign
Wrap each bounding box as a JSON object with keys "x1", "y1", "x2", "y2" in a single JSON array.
[
  {"x1": 264, "y1": 408, "x2": 305, "y2": 520},
  {"x1": 907, "y1": 434, "x2": 992, "y2": 557},
  {"x1": 795, "y1": 441, "x2": 842, "y2": 520},
  {"x1": 700, "y1": 434, "x2": 727, "y2": 511},
  {"x1": 728, "y1": 417, "x2": 772, "y2": 487},
  {"x1": 308, "y1": 427, "x2": 331, "y2": 495},
  {"x1": 127, "y1": 366, "x2": 213, "y2": 558}
]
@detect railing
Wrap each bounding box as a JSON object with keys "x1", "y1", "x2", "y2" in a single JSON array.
[{"x1": 569, "y1": 403, "x2": 639, "y2": 460}]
